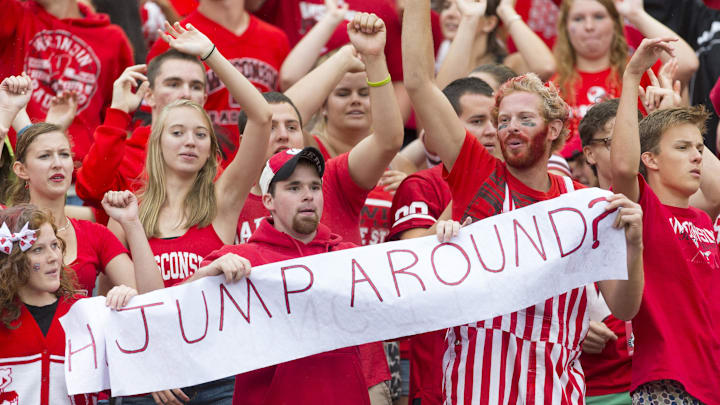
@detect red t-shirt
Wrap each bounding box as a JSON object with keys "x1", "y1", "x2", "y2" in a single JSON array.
[
  {"x1": 236, "y1": 152, "x2": 369, "y2": 245},
  {"x1": 0, "y1": 0, "x2": 133, "y2": 165},
  {"x1": 148, "y1": 11, "x2": 290, "y2": 168},
  {"x1": 631, "y1": 176, "x2": 720, "y2": 404},
  {"x1": 68, "y1": 218, "x2": 129, "y2": 296},
  {"x1": 388, "y1": 165, "x2": 451, "y2": 241},
  {"x1": 253, "y1": 0, "x2": 403, "y2": 80},
  {"x1": 148, "y1": 224, "x2": 225, "y2": 288},
  {"x1": 581, "y1": 313, "x2": 632, "y2": 396},
  {"x1": 553, "y1": 63, "x2": 659, "y2": 158}
]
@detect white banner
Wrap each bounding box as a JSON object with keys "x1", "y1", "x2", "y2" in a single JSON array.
[{"x1": 60, "y1": 188, "x2": 627, "y2": 396}]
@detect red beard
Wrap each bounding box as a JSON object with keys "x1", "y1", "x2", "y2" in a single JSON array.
[{"x1": 500, "y1": 128, "x2": 549, "y2": 169}]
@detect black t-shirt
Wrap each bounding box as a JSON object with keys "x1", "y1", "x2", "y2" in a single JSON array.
[
  {"x1": 25, "y1": 299, "x2": 59, "y2": 336},
  {"x1": 646, "y1": 0, "x2": 720, "y2": 154}
]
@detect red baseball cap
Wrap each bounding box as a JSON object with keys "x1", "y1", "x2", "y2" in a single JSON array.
[{"x1": 259, "y1": 147, "x2": 325, "y2": 195}]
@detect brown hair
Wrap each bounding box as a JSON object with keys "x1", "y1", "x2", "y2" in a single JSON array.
[
  {"x1": 0, "y1": 204, "x2": 77, "y2": 329},
  {"x1": 138, "y1": 100, "x2": 219, "y2": 237},
  {"x1": 493, "y1": 73, "x2": 570, "y2": 152},
  {"x1": 638, "y1": 105, "x2": 709, "y2": 177},
  {"x1": 8, "y1": 123, "x2": 68, "y2": 206},
  {"x1": 554, "y1": 0, "x2": 628, "y2": 104}
]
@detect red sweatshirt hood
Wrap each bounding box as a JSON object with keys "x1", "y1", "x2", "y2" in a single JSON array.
[
  {"x1": 30, "y1": 1, "x2": 111, "y2": 27},
  {"x1": 247, "y1": 217, "x2": 349, "y2": 258}
]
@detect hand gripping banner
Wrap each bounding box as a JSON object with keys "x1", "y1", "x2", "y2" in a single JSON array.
[{"x1": 60, "y1": 188, "x2": 628, "y2": 395}]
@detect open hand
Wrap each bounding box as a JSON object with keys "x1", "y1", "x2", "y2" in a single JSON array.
[
  {"x1": 347, "y1": 13, "x2": 386, "y2": 58},
  {"x1": 625, "y1": 37, "x2": 676, "y2": 77},
  {"x1": 613, "y1": 0, "x2": 644, "y2": 19},
  {"x1": 46, "y1": 91, "x2": 79, "y2": 131},
  {"x1": 111, "y1": 65, "x2": 150, "y2": 114},
  {"x1": 160, "y1": 21, "x2": 214, "y2": 60}
]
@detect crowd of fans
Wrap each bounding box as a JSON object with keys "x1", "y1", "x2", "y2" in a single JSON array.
[{"x1": 1, "y1": 0, "x2": 719, "y2": 404}]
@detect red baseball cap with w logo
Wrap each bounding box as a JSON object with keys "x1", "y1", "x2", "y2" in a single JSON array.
[{"x1": 258, "y1": 147, "x2": 325, "y2": 195}]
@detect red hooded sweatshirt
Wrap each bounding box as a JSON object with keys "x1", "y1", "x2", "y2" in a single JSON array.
[
  {"x1": 0, "y1": 0, "x2": 133, "y2": 164},
  {"x1": 202, "y1": 219, "x2": 371, "y2": 405},
  {"x1": 76, "y1": 108, "x2": 149, "y2": 206}
]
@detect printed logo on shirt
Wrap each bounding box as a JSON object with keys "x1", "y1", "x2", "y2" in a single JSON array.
[
  {"x1": 238, "y1": 217, "x2": 265, "y2": 244},
  {"x1": 669, "y1": 216, "x2": 720, "y2": 268},
  {"x1": 360, "y1": 198, "x2": 392, "y2": 245},
  {"x1": 526, "y1": 0, "x2": 559, "y2": 40},
  {"x1": 154, "y1": 251, "x2": 204, "y2": 281},
  {"x1": 0, "y1": 368, "x2": 18, "y2": 405},
  {"x1": 206, "y1": 58, "x2": 279, "y2": 99},
  {"x1": 299, "y1": 1, "x2": 356, "y2": 35},
  {"x1": 24, "y1": 30, "x2": 100, "y2": 114},
  {"x1": 714, "y1": 214, "x2": 720, "y2": 242},
  {"x1": 586, "y1": 86, "x2": 607, "y2": 103}
]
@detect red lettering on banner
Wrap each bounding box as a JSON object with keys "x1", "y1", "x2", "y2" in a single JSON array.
[
  {"x1": 219, "y1": 280, "x2": 272, "y2": 330},
  {"x1": 588, "y1": 197, "x2": 617, "y2": 249},
  {"x1": 431, "y1": 243, "x2": 471, "y2": 285},
  {"x1": 176, "y1": 290, "x2": 209, "y2": 344},
  {"x1": 513, "y1": 216, "x2": 546, "y2": 266},
  {"x1": 387, "y1": 249, "x2": 425, "y2": 297},
  {"x1": 115, "y1": 302, "x2": 164, "y2": 354},
  {"x1": 281, "y1": 265, "x2": 314, "y2": 314},
  {"x1": 350, "y1": 259, "x2": 384, "y2": 307},
  {"x1": 470, "y1": 227, "x2": 506, "y2": 273},
  {"x1": 548, "y1": 207, "x2": 587, "y2": 257},
  {"x1": 67, "y1": 324, "x2": 97, "y2": 372}
]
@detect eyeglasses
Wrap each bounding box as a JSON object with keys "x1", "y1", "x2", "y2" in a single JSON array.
[{"x1": 588, "y1": 137, "x2": 612, "y2": 149}]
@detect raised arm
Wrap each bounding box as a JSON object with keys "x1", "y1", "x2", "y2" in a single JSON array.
[
  {"x1": 497, "y1": 0, "x2": 555, "y2": 80},
  {"x1": 615, "y1": 0, "x2": 698, "y2": 83},
  {"x1": 103, "y1": 190, "x2": 165, "y2": 293},
  {"x1": 345, "y1": 13, "x2": 404, "y2": 190},
  {"x1": 160, "y1": 22, "x2": 272, "y2": 243},
  {"x1": 278, "y1": 0, "x2": 348, "y2": 90},
  {"x1": 285, "y1": 44, "x2": 365, "y2": 128},
  {"x1": 0, "y1": 73, "x2": 32, "y2": 131},
  {"x1": 610, "y1": 38, "x2": 676, "y2": 202},
  {"x1": 403, "y1": 0, "x2": 467, "y2": 171},
  {"x1": 435, "y1": 0, "x2": 487, "y2": 89},
  {"x1": 76, "y1": 65, "x2": 150, "y2": 205},
  {"x1": 596, "y1": 194, "x2": 644, "y2": 320}
]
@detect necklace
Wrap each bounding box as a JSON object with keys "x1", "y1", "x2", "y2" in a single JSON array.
[{"x1": 57, "y1": 216, "x2": 71, "y2": 233}]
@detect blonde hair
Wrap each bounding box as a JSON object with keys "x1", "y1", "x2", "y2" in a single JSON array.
[
  {"x1": 554, "y1": 0, "x2": 628, "y2": 104},
  {"x1": 493, "y1": 73, "x2": 570, "y2": 152},
  {"x1": 138, "y1": 100, "x2": 219, "y2": 238}
]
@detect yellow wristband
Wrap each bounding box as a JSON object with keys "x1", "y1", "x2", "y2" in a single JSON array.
[{"x1": 367, "y1": 75, "x2": 391, "y2": 87}]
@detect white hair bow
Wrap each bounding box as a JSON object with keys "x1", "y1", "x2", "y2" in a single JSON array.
[{"x1": 0, "y1": 222, "x2": 38, "y2": 255}]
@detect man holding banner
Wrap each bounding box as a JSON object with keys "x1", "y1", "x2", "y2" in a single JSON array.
[
  {"x1": 402, "y1": 0, "x2": 646, "y2": 402},
  {"x1": 197, "y1": 146, "x2": 371, "y2": 404}
]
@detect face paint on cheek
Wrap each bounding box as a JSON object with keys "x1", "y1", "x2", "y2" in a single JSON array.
[{"x1": 521, "y1": 121, "x2": 537, "y2": 127}]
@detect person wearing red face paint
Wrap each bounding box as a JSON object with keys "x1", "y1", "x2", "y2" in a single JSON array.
[
  {"x1": 611, "y1": 37, "x2": 720, "y2": 404},
  {"x1": 403, "y1": 0, "x2": 646, "y2": 402},
  {"x1": 197, "y1": 147, "x2": 371, "y2": 405},
  {"x1": 0, "y1": 205, "x2": 137, "y2": 405}
]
